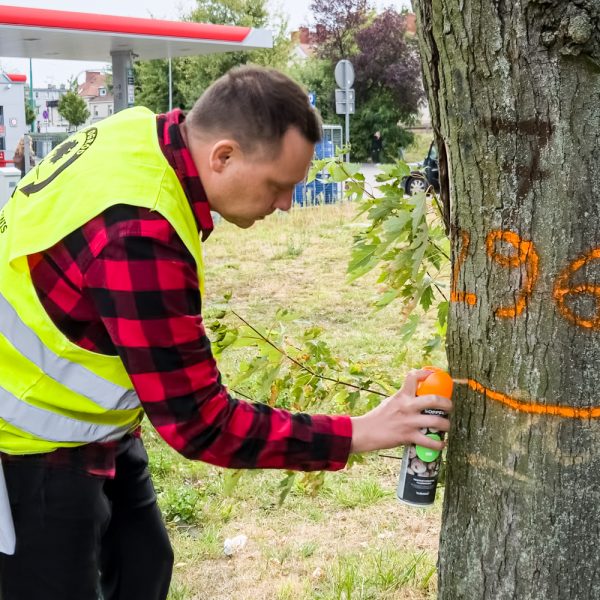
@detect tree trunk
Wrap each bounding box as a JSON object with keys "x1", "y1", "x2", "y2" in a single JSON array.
[{"x1": 412, "y1": 1, "x2": 600, "y2": 598}]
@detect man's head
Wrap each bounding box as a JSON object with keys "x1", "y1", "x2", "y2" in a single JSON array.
[{"x1": 182, "y1": 65, "x2": 322, "y2": 228}]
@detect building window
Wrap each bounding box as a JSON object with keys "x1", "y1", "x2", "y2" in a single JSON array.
[
  {"x1": 94, "y1": 108, "x2": 99, "y2": 116},
  {"x1": 108, "y1": 107, "x2": 113, "y2": 115},
  {"x1": 99, "y1": 87, "x2": 106, "y2": 97}
]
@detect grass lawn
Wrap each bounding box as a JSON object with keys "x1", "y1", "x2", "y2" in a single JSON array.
[
  {"x1": 403, "y1": 132, "x2": 433, "y2": 164},
  {"x1": 143, "y1": 200, "x2": 447, "y2": 600}
]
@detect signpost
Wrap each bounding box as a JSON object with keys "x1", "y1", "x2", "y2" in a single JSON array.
[
  {"x1": 126, "y1": 67, "x2": 135, "y2": 108},
  {"x1": 334, "y1": 59, "x2": 355, "y2": 162}
]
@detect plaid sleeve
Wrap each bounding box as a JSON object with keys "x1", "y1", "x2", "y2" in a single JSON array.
[{"x1": 83, "y1": 226, "x2": 352, "y2": 471}]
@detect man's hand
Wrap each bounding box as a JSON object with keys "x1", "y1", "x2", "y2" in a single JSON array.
[{"x1": 350, "y1": 369, "x2": 453, "y2": 454}]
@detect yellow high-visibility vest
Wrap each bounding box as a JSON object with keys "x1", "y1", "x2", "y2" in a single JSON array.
[{"x1": 0, "y1": 107, "x2": 205, "y2": 454}]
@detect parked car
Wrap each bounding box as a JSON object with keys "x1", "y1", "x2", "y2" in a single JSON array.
[{"x1": 403, "y1": 141, "x2": 440, "y2": 196}]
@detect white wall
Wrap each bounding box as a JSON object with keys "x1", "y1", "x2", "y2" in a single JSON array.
[
  {"x1": 31, "y1": 86, "x2": 69, "y2": 133},
  {"x1": 0, "y1": 80, "x2": 27, "y2": 158}
]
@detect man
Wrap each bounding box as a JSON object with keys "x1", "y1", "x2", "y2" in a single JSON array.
[
  {"x1": 371, "y1": 130, "x2": 383, "y2": 164},
  {"x1": 0, "y1": 66, "x2": 451, "y2": 599}
]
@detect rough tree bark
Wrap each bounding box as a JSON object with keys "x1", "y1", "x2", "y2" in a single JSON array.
[{"x1": 412, "y1": 1, "x2": 600, "y2": 598}]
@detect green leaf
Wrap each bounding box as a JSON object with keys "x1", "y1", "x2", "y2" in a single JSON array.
[
  {"x1": 331, "y1": 389, "x2": 350, "y2": 407},
  {"x1": 347, "y1": 244, "x2": 379, "y2": 281},
  {"x1": 222, "y1": 469, "x2": 244, "y2": 496},
  {"x1": 423, "y1": 334, "x2": 442, "y2": 357},
  {"x1": 383, "y1": 212, "x2": 412, "y2": 235},
  {"x1": 275, "y1": 308, "x2": 300, "y2": 322},
  {"x1": 329, "y1": 163, "x2": 351, "y2": 182},
  {"x1": 410, "y1": 193, "x2": 427, "y2": 233},
  {"x1": 420, "y1": 286, "x2": 435, "y2": 311},
  {"x1": 411, "y1": 241, "x2": 428, "y2": 279},
  {"x1": 399, "y1": 314, "x2": 420, "y2": 344},
  {"x1": 346, "y1": 391, "x2": 361, "y2": 410},
  {"x1": 374, "y1": 288, "x2": 403, "y2": 309},
  {"x1": 437, "y1": 301, "x2": 450, "y2": 328},
  {"x1": 278, "y1": 471, "x2": 297, "y2": 506}
]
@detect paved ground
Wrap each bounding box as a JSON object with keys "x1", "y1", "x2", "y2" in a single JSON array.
[{"x1": 359, "y1": 162, "x2": 382, "y2": 198}]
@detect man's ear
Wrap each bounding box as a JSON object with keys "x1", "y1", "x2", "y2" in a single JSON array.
[{"x1": 208, "y1": 140, "x2": 239, "y2": 173}]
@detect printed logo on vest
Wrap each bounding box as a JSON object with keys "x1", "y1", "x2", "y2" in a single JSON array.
[
  {"x1": 20, "y1": 127, "x2": 98, "y2": 197},
  {"x1": 0, "y1": 209, "x2": 7, "y2": 235}
]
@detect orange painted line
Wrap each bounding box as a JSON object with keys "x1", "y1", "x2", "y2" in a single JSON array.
[
  {"x1": 486, "y1": 230, "x2": 540, "y2": 318},
  {"x1": 460, "y1": 379, "x2": 600, "y2": 419},
  {"x1": 554, "y1": 248, "x2": 600, "y2": 330},
  {"x1": 451, "y1": 230, "x2": 479, "y2": 307}
]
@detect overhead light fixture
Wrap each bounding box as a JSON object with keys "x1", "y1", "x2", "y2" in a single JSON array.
[{"x1": 23, "y1": 37, "x2": 40, "y2": 42}]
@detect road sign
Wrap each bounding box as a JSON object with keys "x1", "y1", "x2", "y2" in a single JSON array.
[
  {"x1": 335, "y1": 60, "x2": 355, "y2": 90},
  {"x1": 127, "y1": 67, "x2": 135, "y2": 107},
  {"x1": 308, "y1": 91, "x2": 316, "y2": 107},
  {"x1": 335, "y1": 89, "x2": 355, "y2": 114},
  {"x1": 42, "y1": 110, "x2": 49, "y2": 120}
]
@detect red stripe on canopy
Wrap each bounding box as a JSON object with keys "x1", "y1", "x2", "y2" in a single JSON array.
[{"x1": 0, "y1": 5, "x2": 251, "y2": 42}]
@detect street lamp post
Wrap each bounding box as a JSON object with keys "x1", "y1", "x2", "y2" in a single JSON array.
[{"x1": 29, "y1": 58, "x2": 35, "y2": 132}]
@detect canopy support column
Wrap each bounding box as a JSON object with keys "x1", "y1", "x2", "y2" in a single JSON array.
[{"x1": 111, "y1": 50, "x2": 134, "y2": 113}]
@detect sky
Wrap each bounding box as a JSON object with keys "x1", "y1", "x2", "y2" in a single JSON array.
[{"x1": 1, "y1": 0, "x2": 411, "y2": 87}]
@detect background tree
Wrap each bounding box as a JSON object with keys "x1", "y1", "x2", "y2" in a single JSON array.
[
  {"x1": 308, "y1": 1, "x2": 424, "y2": 161},
  {"x1": 412, "y1": 0, "x2": 600, "y2": 598},
  {"x1": 24, "y1": 101, "x2": 35, "y2": 127},
  {"x1": 288, "y1": 58, "x2": 337, "y2": 124},
  {"x1": 135, "y1": 0, "x2": 291, "y2": 112},
  {"x1": 309, "y1": 0, "x2": 369, "y2": 63},
  {"x1": 351, "y1": 9, "x2": 425, "y2": 161},
  {"x1": 134, "y1": 59, "x2": 188, "y2": 113},
  {"x1": 57, "y1": 88, "x2": 89, "y2": 131}
]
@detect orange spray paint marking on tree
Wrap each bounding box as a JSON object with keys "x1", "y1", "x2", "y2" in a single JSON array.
[
  {"x1": 454, "y1": 379, "x2": 600, "y2": 419},
  {"x1": 451, "y1": 230, "x2": 478, "y2": 306},
  {"x1": 486, "y1": 230, "x2": 540, "y2": 318},
  {"x1": 553, "y1": 248, "x2": 600, "y2": 330}
]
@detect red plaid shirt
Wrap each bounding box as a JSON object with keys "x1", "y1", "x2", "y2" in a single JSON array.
[{"x1": 2, "y1": 110, "x2": 352, "y2": 476}]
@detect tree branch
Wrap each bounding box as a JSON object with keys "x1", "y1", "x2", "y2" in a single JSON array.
[{"x1": 230, "y1": 310, "x2": 388, "y2": 397}]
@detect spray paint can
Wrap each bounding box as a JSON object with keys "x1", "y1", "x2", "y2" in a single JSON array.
[{"x1": 396, "y1": 369, "x2": 453, "y2": 507}]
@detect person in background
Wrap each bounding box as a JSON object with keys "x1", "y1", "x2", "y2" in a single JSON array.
[
  {"x1": 12, "y1": 136, "x2": 35, "y2": 177},
  {"x1": 371, "y1": 130, "x2": 383, "y2": 163},
  {"x1": 0, "y1": 66, "x2": 452, "y2": 600}
]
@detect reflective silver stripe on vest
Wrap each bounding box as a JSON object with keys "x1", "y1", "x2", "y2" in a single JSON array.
[
  {"x1": 0, "y1": 292, "x2": 139, "y2": 411},
  {"x1": 0, "y1": 385, "x2": 131, "y2": 443}
]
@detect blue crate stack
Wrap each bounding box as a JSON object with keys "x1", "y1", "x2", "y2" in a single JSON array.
[{"x1": 293, "y1": 139, "x2": 339, "y2": 206}]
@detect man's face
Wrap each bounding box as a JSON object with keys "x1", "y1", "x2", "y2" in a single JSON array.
[{"x1": 198, "y1": 127, "x2": 315, "y2": 229}]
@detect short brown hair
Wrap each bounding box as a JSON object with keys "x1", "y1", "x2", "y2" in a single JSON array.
[{"x1": 186, "y1": 65, "x2": 322, "y2": 154}]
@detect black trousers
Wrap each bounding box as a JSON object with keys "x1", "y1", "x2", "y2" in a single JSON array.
[{"x1": 0, "y1": 437, "x2": 173, "y2": 600}]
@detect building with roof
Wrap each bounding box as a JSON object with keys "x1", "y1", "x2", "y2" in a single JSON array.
[
  {"x1": 290, "y1": 27, "x2": 317, "y2": 61},
  {"x1": 26, "y1": 82, "x2": 68, "y2": 133},
  {"x1": 0, "y1": 71, "x2": 26, "y2": 155},
  {"x1": 77, "y1": 71, "x2": 114, "y2": 125}
]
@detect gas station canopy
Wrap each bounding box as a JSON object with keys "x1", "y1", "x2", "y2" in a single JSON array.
[{"x1": 0, "y1": 4, "x2": 273, "y2": 61}]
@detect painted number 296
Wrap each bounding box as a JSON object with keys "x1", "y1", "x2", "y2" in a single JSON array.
[{"x1": 451, "y1": 229, "x2": 600, "y2": 330}]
